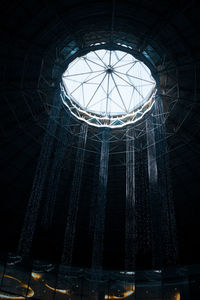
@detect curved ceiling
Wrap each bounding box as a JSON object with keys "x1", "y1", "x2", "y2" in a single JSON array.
[{"x1": 0, "y1": 0, "x2": 200, "y2": 269}]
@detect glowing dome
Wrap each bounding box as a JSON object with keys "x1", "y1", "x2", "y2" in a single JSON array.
[{"x1": 62, "y1": 49, "x2": 156, "y2": 127}]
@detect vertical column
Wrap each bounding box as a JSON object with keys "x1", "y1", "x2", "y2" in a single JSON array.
[
  {"x1": 146, "y1": 98, "x2": 177, "y2": 268},
  {"x1": 146, "y1": 108, "x2": 163, "y2": 268},
  {"x1": 89, "y1": 147, "x2": 101, "y2": 237},
  {"x1": 135, "y1": 136, "x2": 151, "y2": 263},
  {"x1": 62, "y1": 123, "x2": 88, "y2": 266},
  {"x1": 125, "y1": 126, "x2": 136, "y2": 270},
  {"x1": 41, "y1": 111, "x2": 71, "y2": 229},
  {"x1": 18, "y1": 90, "x2": 62, "y2": 256},
  {"x1": 154, "y1": 99, "x2": 177, "y2": 266},
  {"x1": 91, "y1": 128, "x2": 110, "y2": 271}
]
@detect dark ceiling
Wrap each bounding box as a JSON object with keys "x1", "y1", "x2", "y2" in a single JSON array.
[{"x1": 0, "y1": 0, "x2": 200, "y2": 270}]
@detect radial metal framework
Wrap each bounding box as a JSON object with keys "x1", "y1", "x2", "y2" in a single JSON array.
[
  {"x1": 61, "y1": 46, "x2": 157, "y2": 128},
  {"x1": 37, "y1": 36, "x2": 187, "y2": 146}
]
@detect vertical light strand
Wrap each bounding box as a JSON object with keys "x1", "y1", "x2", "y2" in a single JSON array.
[
  {"x1": 41, "y1": 111, "x2": 71, "y2": 229},
  {"x1": 91, "y1": 128, "x2": 110, "y2": 271},
  {"x1": 135, "y1": 135, "x2": 151, "y2": 259},
  {"x1": 125, "y1": 126, "x2": 136, "y2": 270},
  {"x1": 154, "y1": 99, "x2": 177, "y2": 266},
  {"x1": 62, "y1": 123, "x2": 88, "y2": 266},
  {"x1": 89, "y1": 146, "x2": 101, "y2": 237},
  {"x1": 18, "y1": 90, "x2": 62, "y2": 256},
  {"x1": 146, "y1": 107, "x2": 163, "y2": 268}
]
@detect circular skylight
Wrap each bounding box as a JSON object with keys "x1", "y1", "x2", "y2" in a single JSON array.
[{"x1": 61, "y1": 49, "x2": 156, "y2": 127}]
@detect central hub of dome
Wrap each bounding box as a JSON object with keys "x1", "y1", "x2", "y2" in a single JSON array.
[
  {"x1": 106, "y1": 66, "x2": 113, "y2": 74},
  {"x1": 62, "y1": 48, "x2": 156, "y2": 128}
]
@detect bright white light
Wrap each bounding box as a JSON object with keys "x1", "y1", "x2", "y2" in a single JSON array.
[{"x1": 62, "y1": 49, "x2": 156, "y2": 127}]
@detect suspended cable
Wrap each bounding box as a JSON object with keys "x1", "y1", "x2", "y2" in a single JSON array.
[
  {"x1": 135, "y1": 137, "x2": 151, "y2": 256},
  {"x1": 62, "y1": 123, "x2": 88, "y2": 265},
  {"x1": 41, "y1": 111, "x2": 72, "y2": 229},
  {"x1": 125, "y1": 126, "x2": 136, "y2": 270},
  {"x1": 146, "y1": 99, "x2": 177, "y2": 268},
  {"x1": 91, "y1": 128, "x2": 110, "y2": 271},
  {"x1": 153, "y1": 99, "x2": 177, "y2": 266},
  {"x1": 18, "y1": 90, "x2": 62, "y2": 256},
  {"x1": 146, "y1": 107, "x2": 163, "y2": 268},
  {"x1": 89, "y1": 146, "x2": 101, "y2": 237}
]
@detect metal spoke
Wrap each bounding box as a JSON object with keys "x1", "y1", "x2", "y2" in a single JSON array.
[
  {"x1": 115, "y1": 70, "x2": 155, "y2": 84},
  {"x1": 86, "y1": 73, "x2": 107, "y2": 108},
  {"x1": 112, "y1": 52, "x2": 128, "y2": 68},
  {"x1": 84, "y1": 82, "x2": 100, "y2": 85},
  {"x1": 139, "y1": 61, "x2": 152, "y2": 76},
  {"x1": 63, "y1": 70, "x2": 103, "y2": 77},
  {"x1": 88, "y1": 86, "x2": 117, "y2": 109},
  {"x1": 108, "y1": 94, "x2": 126, "y2": 112},
  {"x1": 84, "y1": 58, "x2": 93, "y2": 72},
  {"x1": 71, "y1": 71, "x2": 105, "y2": 95},
  {"x1": 102, "y1": 50, "x2": 108, "y2": 61},
  {"x1": 126, "y1": 61, "x2": 137, "y2": 73},
  {"x1": 113, "y1": 71, "x2": 145, "y2": 101},
  {"x1": 106, "y1": 73, "x2": 110, "y2": 116},
  {"x1": 109, "y1": 50, "x2": 112, "y2": 66},
  {"x1": 114, "y1": 50, "x2": 119, "y2": 62},
  {"x1": 111, "y1": 73, "x2": 128, "y2": 112},
  {"x1": 114, "y1": 61, "x2": 136, "y2": 69},
  {"x1": 85, "y1": 57, "x2": 106, "y2": 68},
  {"x1": 89, "y1": 96, "x2": 108, "y2": 109},
  {"x1": 94, "y1": 51, "x2": 108, "y2": 67},
  {"x1": 64, "y1": 77, "x2": 84, "y2": 84},
  {"x1": 101, "y1": 84, "x2": 116, "y2": 99}
]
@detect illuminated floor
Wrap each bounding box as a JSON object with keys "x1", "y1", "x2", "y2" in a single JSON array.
[{"x1": 0, "y1": 256, "x2": 199, "y2": 299}]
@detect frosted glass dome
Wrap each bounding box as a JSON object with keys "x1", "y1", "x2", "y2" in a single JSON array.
[{"x1": 62, "y1": 49, "x2": 156, "y2": 127}]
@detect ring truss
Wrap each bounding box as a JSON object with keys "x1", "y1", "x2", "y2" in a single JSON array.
[{"x1": 35, "y1": 36, "x2": 194, "y2": 146}]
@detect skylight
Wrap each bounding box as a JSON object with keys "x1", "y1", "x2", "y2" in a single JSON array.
[{"x1": 62, "y1": 49, "x2": 156, "y2": 127}]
